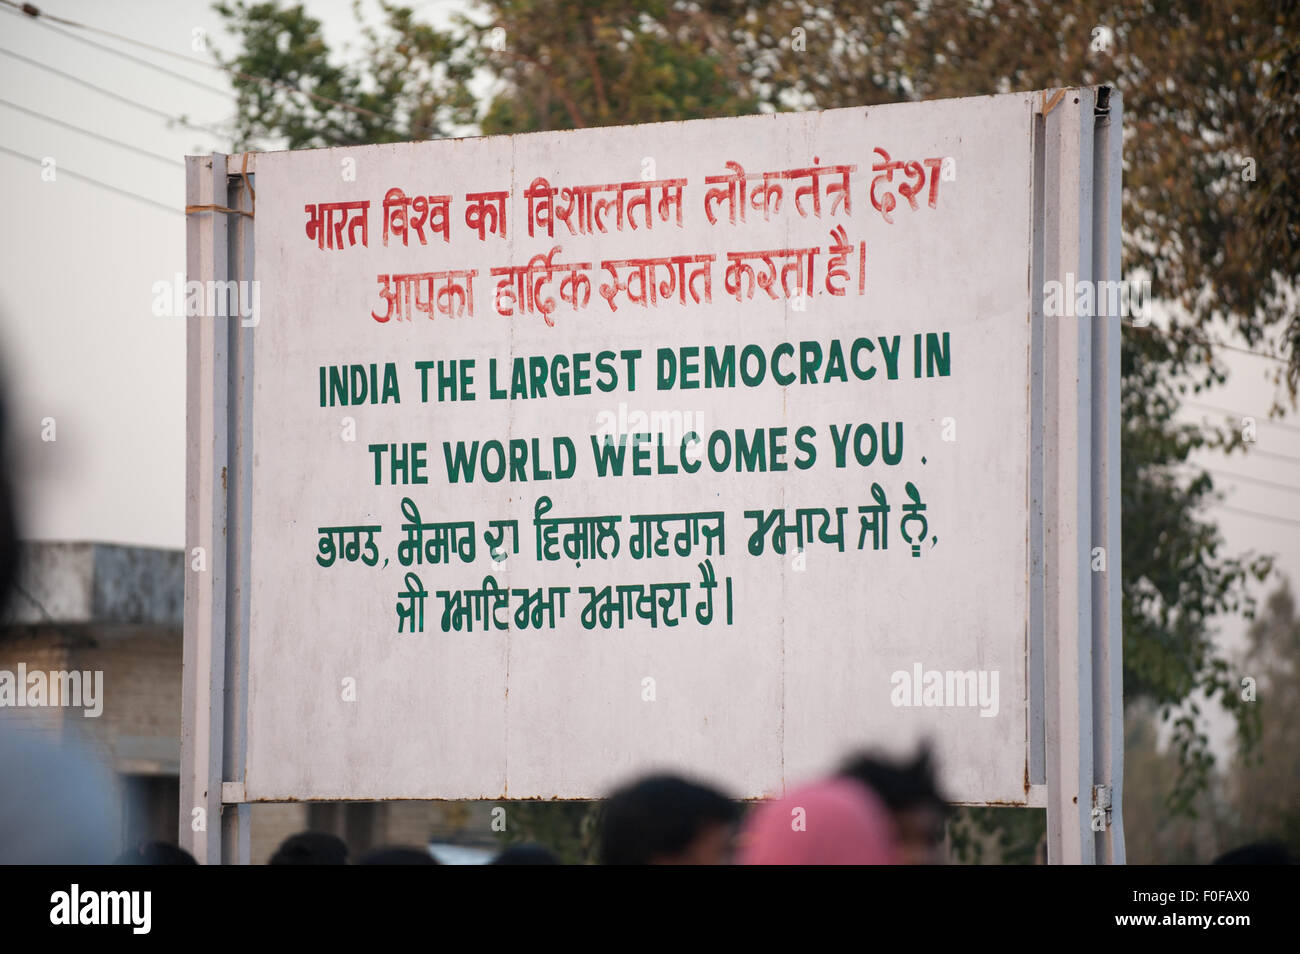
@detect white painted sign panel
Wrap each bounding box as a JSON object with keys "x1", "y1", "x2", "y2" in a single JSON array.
[{"x1": 244, "y1": 93, "x2": 1035, "y2": 803}]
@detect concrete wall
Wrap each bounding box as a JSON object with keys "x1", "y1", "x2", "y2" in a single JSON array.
[{"x1": 1, "y1": 542, "x2": 500, "y2": 863}]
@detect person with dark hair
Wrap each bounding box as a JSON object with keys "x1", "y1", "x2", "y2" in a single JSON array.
[
  {"x1": 839, "y1": 746, "x2": 949, "y2": 864},
  {"x1": 599, "y1": 774, "x2": 739, "y2": 865},
  {"x1": 490, "y1": 842, "x2": 561, "y2": 865},
  {"x1": 355, "y1": 846, "x2": 439, "y2": 864},
  {"x1": 0, "y1": 352, "x2": 122, "y2": 865},
  {"x1": 115, "y1": 841, "x2": 199, "y2": 865},
  {"x1": 269, "y1": 831, "x2": 349, "y2": 865}
]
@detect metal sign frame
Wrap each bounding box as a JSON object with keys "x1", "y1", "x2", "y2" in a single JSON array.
[{"x1": 182, "y1": 87, "x2": 1124, "y2": 864}]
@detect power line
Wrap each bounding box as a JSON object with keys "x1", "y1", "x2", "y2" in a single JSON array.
[
  {"x1": 1187, "y1": 446, "x2": 1300, "y2": 468},
  {"x1": 12, "y1": 580, "x2": 56, "y2": 623},
  {"x1": 1217, "y1": 505, "x2": 1300, "y2": 529},
  {"x1": 1126, "y1": 320, "x2": 1290, "y2": 366},
  {"x1": 0, "y1": 97, "x2": 185, "y2": 168},
  {"x1": 1184, "y1": 400, "x2": 1300, "y2": 436},
  {"x1": 0, "y1": 143, "x2": 179, "y2": 215},
  {"x1": 1168, "y1": 463, "x2": 1300, "y2": 522},
  {"x1": 0, "y1": 5, "x2": 237, "y2": 102},
  {"x1": 2, "y1": 0, "x2": 430, "y2": 138},
  {"x1": 1230, "y1": 446, "x2": 1300, "y2": 468},
  {"x1": 1199, "y1": 467, "x2": 1300, "y2": 497},
  {"x1": 0, "y1": 46, "x2": 230, "y2": 141}
]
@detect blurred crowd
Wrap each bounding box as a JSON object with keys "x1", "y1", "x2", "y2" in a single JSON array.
[
  {"x1": 6, "y1": 718, "x2": 1292, "y2": 864},
  {"x1": 119, "y1": 746, "x2": 948, "y2": 866}
]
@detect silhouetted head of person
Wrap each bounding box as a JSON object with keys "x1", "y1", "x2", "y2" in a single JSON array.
[
  {"x1": 1213, "y1": 841, "x2": 1297, "y2": 865},
  {"x1": 490, "y1": 843, "x2": 561, "y2": 865},
  {"x1": 599, "y1": 774, "x2": 739, "y2": 865},
  {"x1": 355, "y1": 846, "x2": 438, "y2": 865},
  {"x1": 115, "y1": 841, "x2": 199, "y2": 865},
  {"x1": 269, "y1": 831, "x2": 349, "y2": 865},
  {"x1": 839, "y1": 746, "x2": 949, "y2": 864}
]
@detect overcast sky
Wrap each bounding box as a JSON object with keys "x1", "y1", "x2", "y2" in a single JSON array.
[{"x1": 1, "y1": 0, "x2": 1296, "y2": 758}]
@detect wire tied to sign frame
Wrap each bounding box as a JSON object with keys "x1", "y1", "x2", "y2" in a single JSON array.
[
  {"x1": 185, "y1": 152, "x2": 255, "y2": 219},
  {"x1": 1040, "y1": 88, "x2": 1068, "y2": 117}
]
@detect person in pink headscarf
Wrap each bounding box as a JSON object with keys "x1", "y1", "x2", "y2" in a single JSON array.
[{"x1": 737, "y1": 776, "x2": 901, "y2": 865}]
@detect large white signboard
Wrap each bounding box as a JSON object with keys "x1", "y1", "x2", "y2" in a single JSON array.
[{"x1": 241, "y1": 94, "x2": 1037, "y2": 803}]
